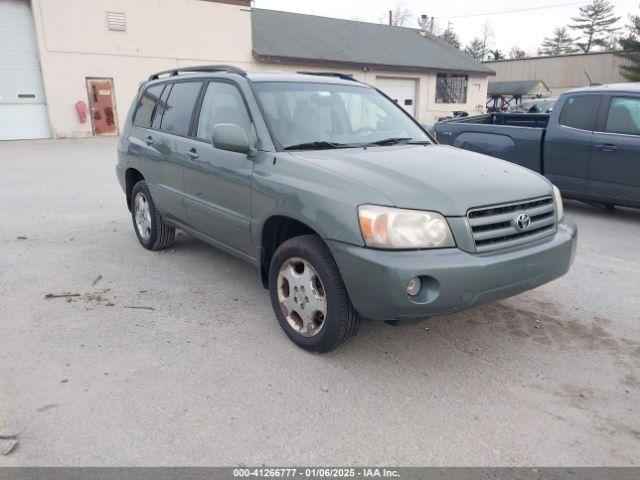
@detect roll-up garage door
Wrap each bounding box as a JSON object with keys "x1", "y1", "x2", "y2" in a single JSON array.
[
  {"x1": 0, "y1": 0, "x2": 51, "y2": 140},
  {"x1": 376, "y1": 77, "x2": 417, "y2": 118}
]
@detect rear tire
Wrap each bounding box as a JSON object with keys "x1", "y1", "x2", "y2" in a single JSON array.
[
  {"x1": 131, "y1": 181, "x2": 175, "y2": 251},
  {"x1": 268, "y1": 234, "x2": 360, "y2": 353}
]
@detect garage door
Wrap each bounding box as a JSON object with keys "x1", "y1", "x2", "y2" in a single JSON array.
[
  {"x1": 0, "y1": 0, "x2": 51, "y2": 140},
  {"x1": 376, "y1": 77, "x2": 417, "y2": 118}
]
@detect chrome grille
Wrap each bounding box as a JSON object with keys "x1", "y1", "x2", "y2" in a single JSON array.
[{"x1": 468, "y1": 197, "x2": 556, "y2": 253}]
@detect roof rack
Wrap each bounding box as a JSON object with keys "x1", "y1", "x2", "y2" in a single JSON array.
[
  {"x1": 299, "y1": 72, "x2": 359, "y2": 82},
  {"x1": 148, "y1": 65, "x2": 247, "y2": 81}
]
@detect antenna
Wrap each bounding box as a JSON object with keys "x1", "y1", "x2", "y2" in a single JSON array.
[{"x1": 584, "y1": 70, "x2": 593, "y2": 86}]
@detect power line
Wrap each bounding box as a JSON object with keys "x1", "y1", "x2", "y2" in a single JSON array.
[{"x1": 439, "y1": 1, "x2": 587, "y2": 20}]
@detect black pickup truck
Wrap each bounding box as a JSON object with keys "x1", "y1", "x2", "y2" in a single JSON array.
[{"x1": 435, "y1": 83, "x2": 640, "y2": 208}]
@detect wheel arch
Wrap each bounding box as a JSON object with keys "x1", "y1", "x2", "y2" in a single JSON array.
[
  {"x1": 125, "y1": 168, "x2": 145, "y2": 211},
  {"x1": 259, "y1": 215, "x2": 325, "y2": 289}
]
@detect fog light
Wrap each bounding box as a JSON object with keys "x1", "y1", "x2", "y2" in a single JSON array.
[{"x1": 406, "y1": 277, "x2": 422, "y2": 296}]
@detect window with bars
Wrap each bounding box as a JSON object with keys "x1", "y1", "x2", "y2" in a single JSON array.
[{"x1": 435, "y1": 73, "x2": 468, "y2": 104}]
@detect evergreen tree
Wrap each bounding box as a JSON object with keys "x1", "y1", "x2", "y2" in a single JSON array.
[
  {"x1": 616, "y1": 6, "x2": 640, "y2": 81},
  {"x1": 489, "y1": 49, "x2": 505, "y2": 60},
  {"x1": 539, "y1": 27, "x2": 578, "y2": 55},
  {"x1": 570, "y1": 0, "x2": 620, "y2": 52},
  {"x1": 438, "y1": 27, "x2": 461, "y2": 50},
  {"x1": 464, "y1": 38, "x2": 486, "y2": 61},
  {"x1": 464, "y1": 22, "x2": 494, "y2": 61},
  {"x1": 509, "y1": 46, "x2": 527, "y2": 59}
]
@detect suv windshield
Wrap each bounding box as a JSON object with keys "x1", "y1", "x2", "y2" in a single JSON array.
[{"x1": 252, "y1": 81, "x2": 430, "y2": 150}]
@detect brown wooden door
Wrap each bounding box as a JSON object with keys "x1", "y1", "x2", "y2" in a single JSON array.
[{"x1": 86, "y1": 78, "x2": 118, "y2": 135}]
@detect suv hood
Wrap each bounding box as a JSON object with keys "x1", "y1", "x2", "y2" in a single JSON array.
[{"x1": 290, "y1": 144, "x2": 552, "y2": 216}]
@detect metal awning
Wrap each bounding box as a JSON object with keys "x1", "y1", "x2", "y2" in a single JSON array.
[{"x1": 487, "y1": 80, "x2": 550, "y2": 97}]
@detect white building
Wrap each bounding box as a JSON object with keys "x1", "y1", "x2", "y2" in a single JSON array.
[{"x1": 0, "y1": 0, "x2": 494, "y2": 140}]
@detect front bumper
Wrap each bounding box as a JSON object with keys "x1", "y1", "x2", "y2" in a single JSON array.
[{"x1": 327, "y1": 219, "x2": 577, "y2": 321}]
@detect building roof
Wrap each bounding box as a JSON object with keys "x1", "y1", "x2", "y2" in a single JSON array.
[
  {"x1": 251, "y1": 9, "x2": 494, "y2": 75},
  {"x1": 487, "y1": 80, "x2": 551, "y2": 97}
]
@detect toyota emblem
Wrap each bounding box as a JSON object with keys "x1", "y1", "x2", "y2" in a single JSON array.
[{"x1": 515, "y1": 213, "x2": 532, "y2": 231}]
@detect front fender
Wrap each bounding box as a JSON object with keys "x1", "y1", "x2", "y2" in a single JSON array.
[{"x1": 250, "y1": 152, "x2": 393, "y2": 254}]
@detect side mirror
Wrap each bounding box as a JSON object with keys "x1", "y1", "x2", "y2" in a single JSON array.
[{"x1": 212, "y1": 123, "x2": 251, "y2": 155}]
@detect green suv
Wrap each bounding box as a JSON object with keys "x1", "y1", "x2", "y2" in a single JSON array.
[{"x1": 116, "y1": 65, "x2": 577, "y2": 352}]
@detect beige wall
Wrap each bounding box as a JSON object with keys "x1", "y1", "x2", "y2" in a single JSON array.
[
  {"x1": 370, "y1": 72, "x2": 488, "y2": 123},
  {"x1": 30, "y1": 0, "x2": 489, "y2": 137},
  {"x1": 31, "y1": 0, "x2": 254, "y2": 137},
  {"x1": 485, "y1": 52, "x2": 631, "y2": 97},
  {"x1": 424, "y1": 73, "x2": 488, "y2": 122}
]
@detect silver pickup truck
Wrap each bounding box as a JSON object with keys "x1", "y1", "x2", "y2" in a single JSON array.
[{"x1": 117, "y1": 66, "x2": 577, "y2": 352}]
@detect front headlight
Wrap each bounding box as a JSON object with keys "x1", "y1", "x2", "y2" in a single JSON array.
[
  {"x1": 553, "y1": 185, "x2": 564, "y2": 221},
  {"x1": 358, "y1": 205, "x2": 455, "y2": 249}
]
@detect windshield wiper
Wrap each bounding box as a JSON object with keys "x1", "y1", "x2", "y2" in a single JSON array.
[
  {"x1": 364, "y1": 137, "x2": 413, "y2": 146},
  {"x1": 283, "y1": 141, "x2": 348, "y2": 151}
]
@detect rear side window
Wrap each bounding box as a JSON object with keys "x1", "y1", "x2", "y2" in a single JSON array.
[
  {"x1": 160, "y1": 81, "x2": 202, "y2": 136},
  {"x1": 559, "y1": 95, "x2": 601, "y2": 131},
  {"x1": 604, "y1": 97, "x2": 640, "y2": 136},
  {"x1": 133, "y1": 84, "x2": 163, "y2": 128},
  {"x1": 151, "y1": 84, "x2": 172, "y2": 130}
]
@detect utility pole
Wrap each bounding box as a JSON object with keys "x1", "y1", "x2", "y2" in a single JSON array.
[{"x1": 389, "y1": 10, "x2": 393, "y2": 26}]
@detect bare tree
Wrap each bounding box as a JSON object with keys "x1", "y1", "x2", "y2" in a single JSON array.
[
  {"x1": 479, "y1": 21, "x2": 494, "y2": 59},
  {"x1": 381, "y1": 1, "x2": 413, "y2": 26}
]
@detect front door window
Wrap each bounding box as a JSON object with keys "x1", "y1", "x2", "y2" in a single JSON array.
[{"x1": 604, "y1": 97, "x2": 640, "y2": 136}]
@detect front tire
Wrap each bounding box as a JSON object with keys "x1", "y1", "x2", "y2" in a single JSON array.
[
  {"x1": 131, "y1": 181, "x2": 175, "y2": 250},
  {"x1": 268, "y1": 234, "x2": 360, "y2": 353}
]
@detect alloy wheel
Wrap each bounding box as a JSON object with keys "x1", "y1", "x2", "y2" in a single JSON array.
[{"x1": 277, "y1": 257, "x2": 328, "y2": 337}]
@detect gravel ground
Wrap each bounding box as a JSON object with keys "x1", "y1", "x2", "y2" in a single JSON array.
[{"x1": 0, "y1": 137, "x2": 639, "y2": 466}]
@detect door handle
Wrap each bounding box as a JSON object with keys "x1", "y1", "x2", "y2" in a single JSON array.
[
  {"x1": 186, "y1": 148, "x2": 199, "y2": 159},
  {"x1": 594, "y1": 143, "x2": 618, "y2": 151},
  {"x1": 144, "y1": 136, "x2": 154, "y2": 146}
]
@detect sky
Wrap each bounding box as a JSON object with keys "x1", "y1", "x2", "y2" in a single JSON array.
[{"x1": 252, "y1": 0, "x2": 639, "y2": 56}]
